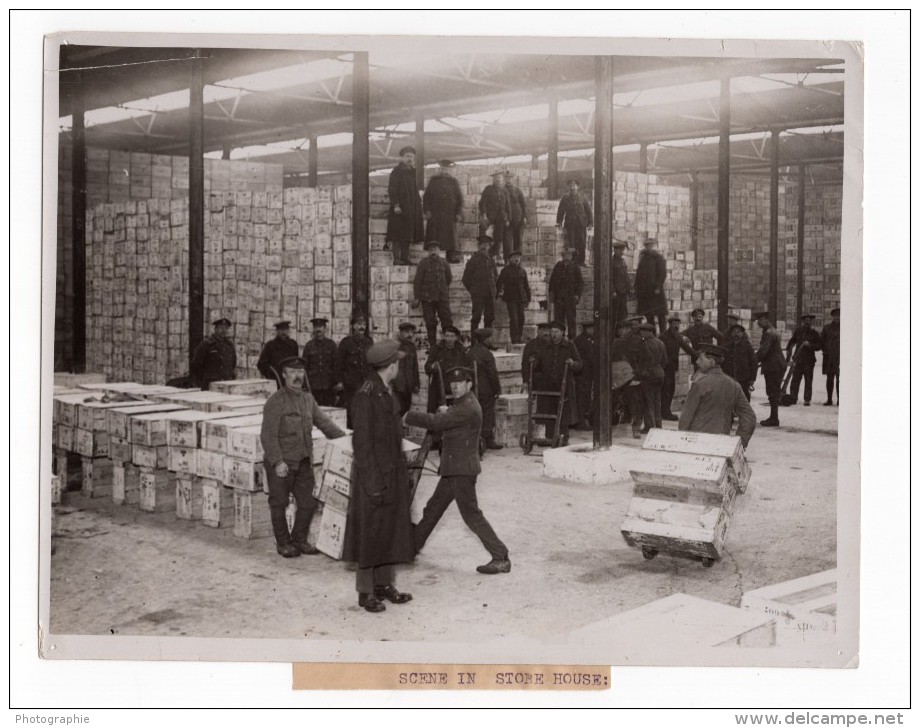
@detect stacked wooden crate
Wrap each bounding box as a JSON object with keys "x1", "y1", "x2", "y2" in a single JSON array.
[{"x1": 740, "y1": 569, "x2": 837, "y2": 646}]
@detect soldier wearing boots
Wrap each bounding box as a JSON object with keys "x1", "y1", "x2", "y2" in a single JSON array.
[
  {"x1": 724, "y1": 323, "x2": 757, "y2": 402},
  {"x1": 785, "y1": 314, "x2": 823, "y2": 406},
  {"x1": 301, "y1": 318, "x2": 338, "y2": 406},
  {"x1": 532, "y1": 321, "x2": 583, "y2": 444},
  {"x1": 548, "y1": 247, "x2": 584, "y2": 340},
  {"x1": 423, "y1": 159, "x2": 464, "y2": 264},
  {"x1": 496, "y1": 249, "x2": 531, "y2": 344},
  {"x1": 659, "y1": 316, "x2": 694, "y2": 420},
  {"x1": 478, "y1": 171, "x2": 511, "y2": 260},
  {"x1": 755, "y1": 311, "x2": 786, "y2": 427},
  {"x1": 555, "y1": 177, "x2": 593, "y2": 265},
  {"x1": 468, "y1": 328, "x2": 503, "y2": 451},
  {"x1": 462, "y1": 234, "x2": 498, "y2": 333},
  {"x1": 522, "y1": 322, "x2": 551, "y2": 388},
  {"x1": 413, "y1": 240, "x2": 454, "y2": 348},
  {"x1": 335, "y1": 314, "x2": 373, "y2": 427}
]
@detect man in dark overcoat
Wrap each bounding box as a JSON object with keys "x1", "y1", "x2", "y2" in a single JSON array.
[
  {"x1": 532, "y1": 321, "x2": 583, "y2": 444},
  {"x1": 821, "y1": 307, "x2": 841, "y2": 405},
  {"x1": 755, "y1": 311, "x2": 786, "y2": 427},
  {"x1": 637, "y1": 322, "x2": 667, "y2": 431},
  {"x1": 301, "y1": 317, "x2": 338, "y2": 406},
  {"x1": 785, "y1": 314, "x2": 823, "y2": 406},
  {"x1": 556, "y1": 177, "x2": 593, "y2": 265},
  {"x1": 724, "y1": 323, "x2": 758, "y2": 402},
  {"x1": 190, "y1": 318, "x2": 236, "y2": 391},
  {"x1": 413, "y1": 240, "x2": 453, "y2": 349},
  {"x1": 392, "y1": 322, "x2": 420, "y2": 416},
  {"x1": 611, "y1": 240, "x2": 632, "y2": 333},
  {"x1": 495, "y1": 250, "x2": 531, "y2": 344},
  {"x1": 659, "y1": 315, "x2": 695, "y2": 420},
  {"x1": 405, "y1": 366, "x2": 511, "y2": 575},
  {"x1": 386, "y1": 145, "x2": 424, "y2": 266},
  {"x1": 468, "y1": 328, "x2": 503, "y2": 450},
  {"x1": 478, "y1": 171, "x2": 510, "y2": 260},
  {"x1": 344, "y1": 340, "x2": 415, "y2": 613},
  {"x1": 257, "y1": 320, "x2": 299, "y2": 386},
  {"x1": 503, "y1": 170, "x2": 528, "y2": 261},
  {"x1": 424, "y1": 325, "x2": 470, "y2": 413},
  {"x1": 548, "y1": 247, "x2": 584, "y2": 340},
  {"x1": 635, "y1": 237, "x2": 668, "y2": 334},
  {"x1": 521, "y1": 322, "x2": 550, "y2": 388},
  {"x1": 423, "y1": 159, "x2": 464, "y2": 264},
  {"x1": 573, "y1": 320, "x2": 597, "y2": 430},
  {"x1": 462, "y1": 234, "x2": 498, "y2": 334},
  {"x1": 335, "y1": 314, "x2": 373, "y2": 427}
]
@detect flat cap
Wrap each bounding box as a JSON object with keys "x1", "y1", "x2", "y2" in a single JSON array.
[
  {"x1": 612, "y1": 240, "x2": 628, "y2": 249},
  {"x1": 800, "y1": 313, "x2": 815, "y2": 320},
  {"x1": 667, "y1": 315, "x2": 682, "y2": 323},
  {"x1": 566, "y1": 176, "x2": 580, "y2": 184},
  {"x1": 691, "y1": 308, "x2": 706, "y2": 317},
  {"x1": 753, "y1": 311, "x2": 771, "y2": 320},
  {"x1": 277, "y1": 356, "x2": 307, "y2": 370},
  {"x1": 473, "y1": 328, "x2": 493, "y2": 341},
  {"x1": 350, "y1": 312, "x2": 367, "y2": 324},
  {"x1": 398, "y1": 145, "x2": 416, "y2": 156},
  {"x1": 729, "y1": 323, "x2": 746, "y2": 333},
  {"x1": 444, "y1": 366, "x2": 474, "y2": 383},
  {"x1": 562, "y1": 247, "x2": 575, "y2": 255},
  {"x1": 580, "y1": 320, "x2": 595, "y2": 328},
  {"x1": 442, "y1": 325, "x2": 461, "y2": 337},
  {"x1": 638, "y1": 322, "x2": 656, "y2": 332},
  {"x1": 536, "y1": 322, "x2": 551, "y2": 330},
  {"x1": 424, "y1": 240, "x2": 442, "y2": 250},
  {"x1": 830, "y1": 308, "x2": 840, "y2": 316},
  {"x1": 509, "y1": 249, "x2": 522, "y2": 258},
  {"x1": 397, "y1": 322, "x2": 417, "y2": 331},
  {"x1": 438, "y1": 159, "x2": 455, "y2": 167},
  {"x1": 310, "y1": 317, "x2": 328, "y2": 327},
  {"x1": 212, "y1": 317, "x2": 232, "y2": 327},
  {"x1": 477, "y1": 233, "x2": 493, "y2": 244},
  {"x1": 627, "y1": 316, "x2": 645, "y2": 324},
  {"x1": 697, "y1": 344, "x2": 728, "y2": 359},
  {"x1": 274, "y1": 320, "x2": 292, "y2": 329},
  {"x1": 366, "y1": 339, "x2": 405, "y2": 367},
  {"x1": 549, "y1": 320, "x2": 567, "y2": 332},
  {"x1": 726, "y1": 313, "x2": 741, "y2": 321},
  {"x1": 489, "y1": 169, "x2": 505, "y2": 177},
  {"x1": 643, "y1": 237, "x2": 658, "y2": 245}
]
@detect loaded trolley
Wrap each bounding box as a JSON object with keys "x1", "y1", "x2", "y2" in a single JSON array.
[{"x1": 519, "y1": 359, "x2": 570, "y2": 455}]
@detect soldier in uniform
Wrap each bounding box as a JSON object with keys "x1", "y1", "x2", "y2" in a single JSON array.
[
  {"x1": 405, "y1": 366, "x2": 511, "y2": 575},
  {"x1": 611, "y1": 240, "x2": 632, "y2": 333},
  {"x1": 468, "y1": 328, "x2": 503, "y2": 451},
  {"x1": 423, "y1": 159, "x2": 464, "y2": 264},
  {"x1": 532, "y1": 321, "x2": 583, "y2": 445},
  {"x1": 755, "y1": 311, "x2": 786, "y2": 427},
  {"x1": 478, "y1": 171, "x2": 511, "y2": 260},
  {"x1": 821, "y1": 308, "x2": 841, "y2": 406},
  {"x1": 573, "y1": 320, "x2": 597, "y2": 430},
  {"x1": 462, "y1": 234, "x2": 498, "y2": 334},
  {"x1": 412, "y1": 240, "x2": 453, "y2": 349},
  {"x1": 386, "y1": 145, "x2": 424, "y2": 266},
  {"x1": 682, "y1": 308, "x2": 724, "y2": 360},
  {"x1": 724, "y1": 323, "x2": 758, "y2": 402},
  {"x1": 659, "y1": 315, "x2": 695, "y2": 420},
  {"x1": 344, "y1": 340, "x2": 415, "y2": 613},
  {"x1": 190, "y1": 317, "x2": 236, "y2": 391},
  {"x1": 521, "y1": 322, "x2": 551, "y2": 388},
  {"x1": 424, "y1": 325, "x2": 470, "y2": 413},
  {"x1": 722, "y1": 313, "x2": 749, "y2": 343},
  {"x1": 495, "y1": 250, "x2": 531, "y2": 344},
  {"x1": 555, "y1": 177, "x2": 593, "y2": 266},
  {"x1": 548, "y1": 247, "x2": 584, "y2": 340},
  {"x1": 392, "y1": 322, "x2": 420, "y2": 416},
  {"x1": 637, "y1": 322, "x2": 667, "y2": 432},
  {"x1": 635, "y1": 237, "x2": 668, "y2": 334},
  {"x1": 504, "y1": 169, "x2": 528, "y2": 261},
  {"x1": 621, "y1": 317, "x2": 652, "y2": 438},
  {"x1": 260, "y1": 357, "x2": 347, "y2": 558},
  {"x1": 678, "y1": 344, "x2": 756, "y2": 448},
  {"x1": 257, "y1": 320, "x2": 299, "y2": 385},
  {"x1": 301, "y1": 317, "x2": 338, "y2": 407},
  {"x1": 335, "y1": 314, "x2": 373, "y2": 427},
  {"x1": 786, "y1": 313, "x2": 823, "y2": 406}
]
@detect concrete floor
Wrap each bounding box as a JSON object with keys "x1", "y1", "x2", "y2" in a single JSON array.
[{"x1": 49, "y1": 376, "x2": 838, "y2": 654}]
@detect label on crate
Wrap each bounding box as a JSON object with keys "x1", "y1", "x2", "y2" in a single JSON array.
[
  {"x1": 322, "y1": 470, "x2": 351, "y2": 499},
  {"x1": 316, "y1": 504, "x2": 347, "y2": 560},
  {"x1": 167, "y1": 446, "x2": 198, "y2": 475},
  {"x1": 224, "y1": 457, "x2": 266, "y2": 492},
  {"x1": 197, "y1": 449, "x2": 226, "y2": 480},
  {"x1": 133, "y1": 444, "x2": 168, "y2": 469}
]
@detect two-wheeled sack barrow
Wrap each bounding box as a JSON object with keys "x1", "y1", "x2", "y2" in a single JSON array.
[{"x1": 519, "y1": 359, "x2": 570, "y2": 455}]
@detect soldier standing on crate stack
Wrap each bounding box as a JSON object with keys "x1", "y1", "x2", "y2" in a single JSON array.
[
  {"x1": 573, "y1": 320, "x2": 597, "y2": 431},
  {"x1": 260, "y1": 357, "x2": 347, "y2": 559},
  {"x1": 386, "y1": 145, "x2": 424, "y2": 266},
  {"x1": 785, "y1": 314, "x2": 823, "y2": 406},
  {"x1": 423, "y1": 159, "x2": 465, "y2": 265},
  {"x1": 412, "y1": 240, "x2": 454, "y2": 349},
  {"x1": 555, "y1": 177, "x2": 593, "y2": 266},
  {"x1": 257, "y1": 320, "x2": 299, "y2": 386},
  {"x1": 548, "y1": 247, "x2": 584, "y2": 340},
  {"x1": 678, "y1": 344, "x2": 756, "y2": 448},
  {"x1": 821, "y1": 308, "x2": 841, "y2": 406},
  {"x1": 635, "y1": 237, "x2": 668, "y2": 334},
  {"x1": 392, "y1": 322, "x2": 420, "y2": 417},
  {"x1": 522, "y1": 321, "x2": 551, "y2": 388},
  {"x1": 302, "y1": 317, "x2": 338, "y2": 407},
  {"x1": 468, "y1": 328, "x2": 503, "y2": 451},
  {"x1": 344, "y1": 340, "x2": 415, "y2": 613},
  {"x1": 611, "y1": 240, "x2": 632, "y2": 333},
  {"x1": 495, "y1": 249, "x2": 531, "y2": 345},
  {"x1": 424, "y1": 325, "x2": 470, "y2": 413},
  {"x1": 754, "y1": 311, "x2": 786, "y2": 427},
  {"x1": 532, "y1": 321, "x2": 583, "y2": 446},
  {"x1": 478, "y1": 171, "x2": 511, "y2": 262},
  {"x1": 724, "y1": 323, "x2": 758, "y2": 402},
  {"x1": 190, "y1": 317, "x2": 236, "y2": 391},
  {"x1": 504, "y1": 169, "x2": 528, "y2": 261},
  {"x1": 682, "y1": 308, "x2": 724, "y2": 361},
  {"x1": 462, "y1": 234, "x2": 498, "y2": 334},
  {"x1": 659, "y1": 315, "x2": 695, "y2": 421},
  {"x1": 405, "y1": 366, "x2": 511, "y2": 575},
  {"x1": 335, "y1": 314, "x2": 373, "y2": 427}
]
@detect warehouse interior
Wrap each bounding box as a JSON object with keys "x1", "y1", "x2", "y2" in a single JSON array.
[{"x1": 48, "y1": 42, "x2": 848, "y2": 660}]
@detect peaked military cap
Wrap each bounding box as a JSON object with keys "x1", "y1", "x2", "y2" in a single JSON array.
[
  {"x1": 442, "y1": 325, "x2": 461, "y2": 337},
  {"x1": 274, "y1": 320, "x2": 292, "y2": 330},
  {"x1": 697, "y1": 344, "x2": 728, "y2": 359},
  {"x1": 477, "y1": 234, "x2": 493, "y2": 244},
  {"x1": 212, "y1": 317, "x2": 232, "y2": 327},
  {"x1": 753, "y1": 311, "x2": 771, "y2": 320},
  {"x1": 638, "y1": 322, "x2": 656, "y2": 332},
  {"x1": 830, "y1": 308, "x2": 840, "y2": 316},
  {"x1": 667, "y1": 315, "x2": 682, "y2": 323},
  {"x1": 424, "y1": 240, "x2": 442, "y2": 250},
  {"x1": 691, "y1": 308, "x2": 706, "y2": 317},
  {"x1": 800, "y1": 313, "x2": 815, "y2": 320},
  {"x1": 366, "y1": 339, "x2": 405, "y2": 367},
  {"x1": 278, "y1": 356, "x2": 307, "y2": 370},
  {"x1": 509, "y1": 249, "x2": 522, "y2": 258},
  {"x1": 549, "y1": 321, "x2": 566, "y2": 332},
  {"x1": 729, "y1": 323, "x2": 746, "y2": 333},
  {"x1": 310, "y1": 318, "x2": 328, "y2": 327},
  {"x1": 398, "y1": 322, "x2": 417, "y2": 331},
  {"x1": 444, "y1": 366, "x2": 474, "y2": 383},
  {"x1": 438, "y1": 159, "x2": 455, "y2": 167},
  {"x1": 473, "y1": 328, "x2": 494, "y2": 341}
]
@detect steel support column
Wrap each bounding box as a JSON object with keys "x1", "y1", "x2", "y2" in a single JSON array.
[
  {"x1": 690, "y1": 170, "x2": 699, "y2": 256},
  {"x1": 716, "y1": 77, "x2": 731, "y2": 331},
  {"x1": 352, "y1": 52, "x2": 371, "y2": 322},
  {"x1": 415, "y1": 112, "x2": 426, "y2": 191},
  {"x1": 188, "y1": 52, "x2": 205, "y2": 369},
  {"x1": 547, "y1": 95, "x2": 559, "y2": 199},
  {"x1": 593, "y1": 57, "x2": 614, "y2": 449},
  {"x1": 639, "y1": 142, "x2": 648, "y2": 174},
  {"x1": 71, "y1": 71, "x2": 87, "y2": 372},
  {"x1": 797, "y1": 164, "x2": 806, "y2": 322},
  {"x1": 308, "y1": 134, "x2": 318, "y2": 188},
  {"x1": 769, "y1": 130, "x2": 780, "y2": 319}
]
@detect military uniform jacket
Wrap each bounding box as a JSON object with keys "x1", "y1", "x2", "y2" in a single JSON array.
[
  {"x1": 659, "y1": 329, "x2": 695, "y2": 370},
  {"x1": 423, "y1": 174, "x2": 464, "y2": 248},
  {"x1": 425, "y1": 343, "x2": 471, "y2": 394},
  {"x1": 468, "y1": 342, "x2": 501, "y2": 400},
  {"x1": 478, "y1": 185, "x2": 510, "y2": 224},
  {"x1": 681, "y1": 322, "x2": 724, "y2": 352},
  {"x1": 393, "y1": 339, "x2": 420, "y2": 394},
  {"x1": 336, "y1": 334, "x2": 373, "y2": 391},
  {"x1": 820, "y1": 321, "x2": 841, "y2": 374},
  {"x1": 533, "y1": 339, "x2": 583, "y2": 425},
  {"x1": 462, "y1": 251, "x2": 498, "y2": 298},
  {"x1": 260, "y1": 387, "x2": 346, "y2": 466},
  {"x1": 302, "y1": 337, "x2": 338, "y2": 391},
  {"x1": 574, "y1": 332, "x2": 597, "y2": 382},
  {"x1": 725, "y1": 338, "x2": 758, "y2": 386},
  {"x1": 757, "y1": 327, "x2": 787, "y2": 374},
  {"x1": 405, "y1": 392, "x2": 482, "y2": 477},
  {"x1": 257, "y1": 337, "x2": 299, "y2": 382},
  {"x1": 635, "y1": 249, "x2": 667, "y2": 306},
  {"x1": 413, "y1": 255, "x2": 452, "y2": 302},
  {"x1": 679, "y1": 368, "x2": 756, "y2": 448},
  {"x1": 343, "y1": 373, "x2": 415, "y2": 569},
  {"x1": 190, "y1": 335, "x2": 236, "y2": 389},
  {"x1": 386, "y1": 163, "x2": 424, "y2": 243},
  {"x1": 612, "y1": 255, "x2": 631, "y2": 296},
  {"x1": 786, "y1": 326, "x2": 822, "y2": 367},
  {"x1": 641, "y1": 336, "x2": 667, "y2": 381},
  {"x1": 548, "y1": 260, "x2": 585, "y2": 303},
  {"x1": 496, "y1": 264, "x2": 531, "y2": 303},
  {"x1": 505, "y1": 184, "x2": 527, "y2": 223},
  {"x1": 556, "y1": 192, "x2": 593, "y2": 228}
]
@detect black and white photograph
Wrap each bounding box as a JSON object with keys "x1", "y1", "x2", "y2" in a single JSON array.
[{"x1": 12, "y1": 9, "x2": 910, "y2": 715}]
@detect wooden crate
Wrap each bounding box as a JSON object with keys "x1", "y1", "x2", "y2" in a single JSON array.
[
  {"x1": 641, "y1": 428, "x2": 751, "y2": 493},
  {"x1": 315, "y1": 503, "x2": 347, "y2": 559},
  {"x1": 112, "y1": 462, "x2": 140, "y2": 505},
  {"x1": 107, "y1": 403, "x2": 186, "y2": 440},
  {"x1": 223, "y1": 457, "x2": 266, "y2": 492},
  {"x1": 495, "y1": 393, "x2": 529, "y2": 416},
  {"x1": 740, "y1": 570, "x2": 837, "y2": 646},
  {"x1": 108, "y1": 435, "x2": 132, "y2": 464},
  {"x1": 81, "y1": 456, "x2": 113, "y2": 499},
  {"x1": 51, "y1": 474, "x2": 62, "y2": 506},
  {"x1": 167, "y1": 445, "x2": 198, "y2": 476},
  {"x1": 196, "y1": 448, "x2": 226, "y2": 481},
  {"x1": 175, "y1": 476, "x2": 204, "y2": 520},
  {"x1": 210, "y1": 378, "x2": 277, "y2": 396},
  {"x1": 57, "y1": 425, "x2": 75, "y2": 452},
  {"x1": 74, "y1": 428, "x2": 109, "y2": 458},
  {"x1": 129, "y1": 411, "x2": 178, "y2": 447},
  {"x1": 227, "y1": 425, "x2": 263, "y2": 461},
  {"x1": 166, "y1": 410, "x2": 235, "y2": 448},
  {"x1": 629, "y1": 452, "x2": 733, "y2": 499},
  {"x1": 201, "y1": 478, "x2": 234, "y2": 528},
  {"x1": 233, "y1": 490, "x2": 273, "y2": 539},
  {"x1": 132, "y1": 444, "x2": 168, "y2": 469},
  {"x1": 138, "y1": 468, "x2": 177, "y2": 513},
  {"x1": 202, "y1": 414, "x2": 263, "y2": 453}
]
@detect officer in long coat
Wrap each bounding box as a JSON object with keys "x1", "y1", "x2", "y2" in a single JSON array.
[
  {"x1": 556, "y1": 177, "x2": 593, "y2": 265},
  {"x1": 495, "y1": 250, "x2": 531, "y2": 344},
  {"x1": 548, "y1": 247, "x2": 584, "y2": 339},
  {"x1": 468, "y1": 328, "x2": 503, "y2": 450},
  {"x1": 413, "y1": 240, "x2": 454, "y2": 349},
  {"x1": 301, "y1": 317, "x2": 338, "y2": 406},
  {"x1": 462, "y1": 234, "x2": 498, "y2": 334},
  {"x1": 343, "y1": 340, "x2": 415, "y2": 613},
  {"x1": 190, "y1": 318, "x2": 236, "y2": 391},
  {"x1": 573, "y1": 320, "x2": 597, "y2": 430},
  {"x1": 478, "y1": 171, "x2": 511, "y2": 259},
  {"x1": 611, "y1": 240, "x2": 632, "y2": 332},
  {"x1": 392, "y1": 322, "x2": 420, "y2": 416},
  {"x1": 635, "y1": 237, "x2": 668, "y2": 333},
  {"x1": 785, "y1": 314, "x2": 823, "y2": 406},
  {"x1": 257, "y1": 320, "x2": 299, "y2": 386},
  {"x1": 532, "y1": 320, "x2": 583, "y2": 444},
  {"x1": 755, "y1": 311, "x2": 786, "y2": 427},
  {"x1": 821, "y1": 307, "x2": 841, "y2": 405},
  {"x1": 724, "y1": 324, "x2": 758, "y2": 402},
  {"x1": 405, "y1": 366, "x2": 511, "y2": 575},
  {"x1": 423, "y1": 159, "x2": 464, "y2": 263},
  {"x1": 386, "y1": 145, "x2": 424, "y2": 266},
  {"x1": 424, "y1": 325, "x2": 470, "y2": 413},
  {"x1": 335, "y1": 314, "x2": 373, "y2": 427}
]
